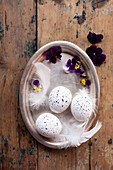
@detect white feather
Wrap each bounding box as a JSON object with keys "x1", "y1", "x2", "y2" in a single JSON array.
[
  {"x1": 29, "y1": 62, "x2": 51, "y2": 110},
  {"x1": 34, "y1": 62, "x2": 51, "y2": 93},
  {"x1": 80, "y1": 121, "x2": 102, "y2": 143},
  {"x1": 57, "y1": 121, "x2": 102, "y2": 148}
]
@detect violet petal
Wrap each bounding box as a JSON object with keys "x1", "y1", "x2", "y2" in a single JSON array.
[
  {"x1": 45, "y1": 46, "x2": 62, "y2": 63},
  {"x1": 87, "y1": 32, "x2": 103, "y2": 44},
  {"x1": 96, "y1": 34, "x2": 103, "y2": 43},
  {"x1": 87, "y1": 32, "x2": 97, "y2": 44},
  {"x1": 86, "y1": 45, "x2": 97, "y2": 55},
  {"x1": 74, "y1": 55, "x2": 80, "y2": 61},
  {"x1": 86, "y1": 80, "x2": 91, "y2": 86},
  {"x1": 95, "y1": 48, "x2": 103, "y2": 56},
  {"x1": 66, "y1": 59, "x2": 71, "y2": 67},
  {"x1": 33, "y1": 80, "x2": 39, "y2": 86},
  {"x1": 75, "y1": 68, "x2": 84, "y2": 74},
  {"x1": 49, "y1": 56, "x2": 56, "y2": 64}
]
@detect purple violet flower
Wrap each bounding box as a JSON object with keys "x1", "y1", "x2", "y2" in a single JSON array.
[
  {"x1": 45, "y1": 46, "x2": 62, "y2": 64},
  {"x1": 33, "y1": 80, "x2": 39, "y2": 86},
  {"x1": 86, "y1": 45, "x2": 106, "y2": 66},
  {"x1": 87, "y1": 32, "x2": 103, "y2": 44},
  {"x1": 63, "y1": 56, "x2": 91, "y2": 86},
  {"x1": 32, "y1": 79, "x2": 42, "y2": 92},
  {"x1": 64, "y1": 56, "x2": 83, "y2": 73},
  {"x1": 80, "y1": 79, "x2": 91, "y2": 86}
]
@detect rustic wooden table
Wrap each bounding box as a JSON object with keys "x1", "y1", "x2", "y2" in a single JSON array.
[{"x1": 0, "y1": 0, "x2": 113, "y2": 169}]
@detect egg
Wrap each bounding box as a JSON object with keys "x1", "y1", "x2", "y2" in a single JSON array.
[
  {"x1": 36, "y1": 113, "x2": 62, "y2": 138},
  {"x1": 71, "y1": 91, "x2": 93, "y2": 122},
  {"x1": 49, "y1": 86, "x2": 72, "y2": 113}
]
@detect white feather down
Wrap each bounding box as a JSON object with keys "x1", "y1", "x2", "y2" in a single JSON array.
[
  {"x1": 58, "y1": 121, "x2": 102, "y2": 148},
  {"x1": 29, "y1": 63, "x2": 51, "y2": 110}
]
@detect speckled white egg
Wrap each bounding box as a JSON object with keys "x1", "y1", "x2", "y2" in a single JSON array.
[
  {"x1": 36, "y1": 113, "x2": 62, "y2": 138},
  {"x1": 49, "y1": 86, "x2": 72, "y2": 113},
  {"x1": 71, "y1": 91, "x2": 93, "y2": 122}
]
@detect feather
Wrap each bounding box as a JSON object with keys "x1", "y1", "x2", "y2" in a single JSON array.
[
  {"x1": 80, "y1": 121, "x2": 102, "y2": 143},
  {"x1": 29, "y1": 62, "x2": 51, "y2": 110},
  {"x1": 34, "y1": 62, "x2": 51, "y2": 93},
  {"x1": 57, "y1": 121, "x2": 102, "y2": 148}
]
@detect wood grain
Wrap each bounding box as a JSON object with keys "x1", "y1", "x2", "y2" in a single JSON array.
[
  {"x1": 89, "y1": 1, "x2": 113, "y2": 169},
  {"x1": 0, "y1": 0, "x2": 38, "y2": 169}
]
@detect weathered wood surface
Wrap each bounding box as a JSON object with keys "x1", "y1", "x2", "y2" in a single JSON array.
[
  {"x1": 0, "y1": 0, "x2": 113, "y2": 169},
  {"x1": 0, "y1": 0, "x2": 38, "y2": 169}
]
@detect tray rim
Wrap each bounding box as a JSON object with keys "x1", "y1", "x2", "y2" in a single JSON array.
[{"x1": 19, "y1": 41, "x2": 100, "y2": 149}]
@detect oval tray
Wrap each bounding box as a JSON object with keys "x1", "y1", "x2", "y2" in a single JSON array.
[{"x1": 19, "y1": 41, "x2": 100, "y2": 149}]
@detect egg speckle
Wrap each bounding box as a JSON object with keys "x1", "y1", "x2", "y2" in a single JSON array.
[
  {"x1": 49, "y1": 86, "x2": 72, "y2": 113},
  {"x1": 71, "y1": 92, "x2": 93, "y2": 122},
  {"x1": 36, "y1": 113, "x2": 62, "y2": 138}
]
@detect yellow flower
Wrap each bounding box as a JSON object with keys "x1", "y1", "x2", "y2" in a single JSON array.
[
  {"x1": 81, "y1": 73, "x2": 87, "y2": 77},
  {"x1": 33, "y1": 85, "x2": 42, "y2": 92},
  {"x1": 80, "y1": 79, "x2": 86, "y2": 86},
  {"x1": 75, "y1": 61, "x2": 81, "y2": 69}
]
